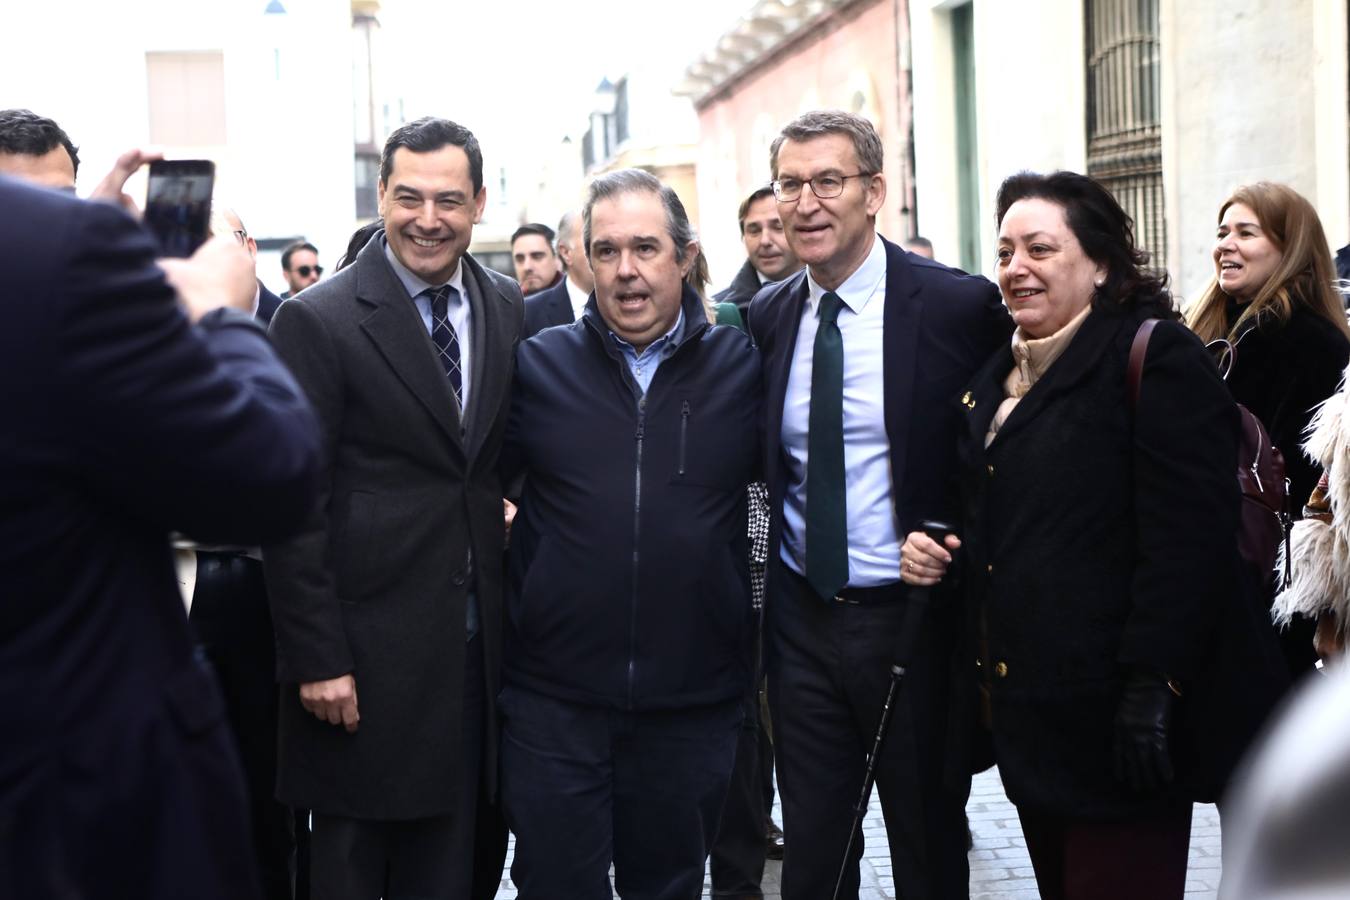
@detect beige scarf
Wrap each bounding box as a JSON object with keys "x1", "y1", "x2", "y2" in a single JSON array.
[{"x1": 985, "y1": 305, "x2": 1092, "y2": 447}]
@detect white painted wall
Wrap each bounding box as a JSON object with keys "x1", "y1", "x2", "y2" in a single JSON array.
[
  {"x1": 1165, "y1": 0, "x2": 1350, "y2": 303},
  {"x1": 2, "y1": 0, "x2": 375, "y2": 296},
  {"x1": 911, "y1": 0, "x2": 1086, "y2": 278}
]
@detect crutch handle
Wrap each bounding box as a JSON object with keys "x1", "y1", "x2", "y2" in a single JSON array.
[
  {"x1": 891, "y1": 520, "x2": 959, "y2": 673},
  {"x1": 918, "y1": 518, "x2": 959, "y2": 548}
]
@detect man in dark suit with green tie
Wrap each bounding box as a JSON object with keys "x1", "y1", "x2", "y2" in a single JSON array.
[{"x1": 748, "y1": 111, "x2": 1011, "y2": 900}]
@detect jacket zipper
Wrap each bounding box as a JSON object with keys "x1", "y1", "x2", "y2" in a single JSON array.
[
  {"x1": 629, "y1": 395, "x2": 646, "y2": 709},
  {"x1": 678, "y1": 400, "x2": 690, "y2": 476}
]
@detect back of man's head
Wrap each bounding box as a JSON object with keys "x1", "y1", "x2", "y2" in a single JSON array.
[
  {"x1": 379, "y1": 117, "x2": 483, "y2": 196},
  {"x1": 210, "y1": 206, "x2": 257, "y2": 266},
  {"x1": 0, "y1": 109, "x2": 79, "y2": 190},
  {"x1": 904, "y1": 236, "x2": 934, "y2": 259},
  {"x1": 557, "y1": 211, "x2": 580, "y2": 250},
  {"x1": 555, "y1": 210, "x2": 594, "y2": 293}
]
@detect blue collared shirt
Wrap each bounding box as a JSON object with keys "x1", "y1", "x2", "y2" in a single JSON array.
[
  {"x1": 609, "y1": 309, "x2": 685, "y2": 397},
  {"x1": 383, "y1": 237, "x2": 473, "y2": 413},
  {"x1": 780, "y1": 233, "x2": 902, "y2": 587}
]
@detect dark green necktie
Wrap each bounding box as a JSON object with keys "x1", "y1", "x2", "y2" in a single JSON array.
[{"x1": 806, "y1": 290, "x2": 848, "y2": 600}]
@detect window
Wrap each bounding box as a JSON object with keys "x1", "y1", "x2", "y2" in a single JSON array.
[
  {"x1": 614, "y1": 78, "x2": 630, "y2": 146},
  {"x1": 354, "y1": 152, "x2": 380, "y2": 219},
  {"x1": 582, "y1": 128, "x2": 596, "y2": 170},
  {"x1": 352, "y1": 15, "x2": 377, "y2": 148},
  {"x1": 146, "y1": 51, "x2": 227, "y2": 146},
  {"x1": 1084, "y1": 0, "x2": 1165, "y2": 270},
  {"x1": 951, "y1": 2, "x2": 979, "y2": 274}
]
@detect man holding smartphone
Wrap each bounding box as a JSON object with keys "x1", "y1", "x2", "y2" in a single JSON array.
[
  {"x1": 263, "y1": 117, "x2": 523, "y2": 899},
  {"x1": 0, "y1": 170, "x2": 321, "y2": 899}
]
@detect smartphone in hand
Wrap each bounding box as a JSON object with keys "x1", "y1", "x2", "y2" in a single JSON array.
[{"x1": 144, "y1": 160, "x2": 215, "y2": 257}]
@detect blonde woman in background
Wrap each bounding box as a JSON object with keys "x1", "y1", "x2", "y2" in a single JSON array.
[{"x1": 1186, "y1": 182, "x2": 1350, "y2": 678}]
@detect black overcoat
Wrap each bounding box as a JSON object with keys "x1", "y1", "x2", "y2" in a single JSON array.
[
  {"x1": 264, "y1": 236, "x2": 523, "y2": 819},
  {"x1": 1225, "y1": 303, "x2": 1350, "y2": 508},
  {"x1": 957, "y1": 305, "x2": 1282, "y2": 819},
  {"x1": 1224, "y1": 304, "x2": 1349, "y2": 674}
]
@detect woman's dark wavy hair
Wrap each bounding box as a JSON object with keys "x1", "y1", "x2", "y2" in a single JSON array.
[
  {"x1": 337, "y1": 220, "x2": 384, "y2": 271},
  {"x1": 995, "y1": 170, "x2": 1177, "y2": 320}
]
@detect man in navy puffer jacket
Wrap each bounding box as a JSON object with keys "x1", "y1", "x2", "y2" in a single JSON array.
[{"x1": 500, "y1": 168, "x2": 762, "y2": 900}]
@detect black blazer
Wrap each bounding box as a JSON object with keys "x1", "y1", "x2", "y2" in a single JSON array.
[
  {"x1": 714, "y1": 258, "x2": 765, "y2": 318},
  {"x1": 257, "y1": 280, "x2": 283, "y2": 325},
  {"x1": 0, "y1": 176, "x2": 320, "y2": 898},
  {"x1": 748, "y1": 236, "x2": 1011, "y2": 606},
  {"x1": 957, "y1": 306, "x2": 1283, "y2": 816},
  {"x1": 264, "y1": 236, "x2": 524, "y2": 819},
  {"x1": 521, "y1": 275, "x2": 575, "y2": 338}
]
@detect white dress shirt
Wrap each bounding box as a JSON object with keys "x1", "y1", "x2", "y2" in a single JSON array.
[
  {"x1": 780, "y1": 233, "x2": 901, "y2": 587},
  {"x1": 383, "y1": 238, "x2": 473, "y2": 414},
  {"x1": 566, "y1": 276, "x2": 590, "y2": 322}
]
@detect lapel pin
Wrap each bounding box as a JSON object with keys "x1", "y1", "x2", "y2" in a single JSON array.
[{"x1": 961, "y1": 391, "x2": 976, "y2": 410}]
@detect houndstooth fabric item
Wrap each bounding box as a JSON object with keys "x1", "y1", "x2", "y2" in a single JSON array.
[
  {"x1": 425, "y1": 285, "x2": 463, "y2": 409},
  {"x1": 748, "y1": 481, "x2": 770, "y2": 610}
]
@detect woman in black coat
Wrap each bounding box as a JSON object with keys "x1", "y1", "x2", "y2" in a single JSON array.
[
  {"x1": 1186, "y1": 182, "x2": 1350, "y2": 677},
  {"x1": 902, "y1": 171, "x2": 1269, "y2": 900}
]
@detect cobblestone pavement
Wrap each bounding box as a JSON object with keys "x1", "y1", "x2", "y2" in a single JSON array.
[
  {"x1": 491, "y1": 767, "x2": 1222, "y2": 899},
  {"x1": 175, "y1": 557, "x2": 1222, "y2": 900}
]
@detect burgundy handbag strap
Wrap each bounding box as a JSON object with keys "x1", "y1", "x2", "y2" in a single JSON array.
[{"x1": 1127, "y1": 318, "x2": 1160, "y2": 413}]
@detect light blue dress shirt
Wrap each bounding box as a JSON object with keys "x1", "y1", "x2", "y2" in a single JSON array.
[
  {"x1": 780, "y1": 234, "x2": 902, "y2": 587},
  {"x1": 383, "y1": 237, "x2": 473, "y2": 414},
  {"x1": 609, "y1": 309, "x2": 685, "y2": 397}
]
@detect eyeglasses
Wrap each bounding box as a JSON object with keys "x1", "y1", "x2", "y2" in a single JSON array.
[
  {"x1": 771, "y1": 173, "x2": 873, "y2": 202},
  {"x1": 293, "y1": 265, "x2": 323, "y2": 278}
]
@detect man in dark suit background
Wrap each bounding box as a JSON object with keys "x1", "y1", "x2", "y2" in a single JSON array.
[
  {"x1": 263, "y1": 117, "x2": 524, "y2": 899},
  {"x1": 279, "y1": 241, "x2": 322, "y2": 299},
  {"x1": 748, "y1": 110, "x2": 1011, "y2": 900},
  {"x1": 714, "y1": 185, "x2": 802, "y2": 319},
  {"x1": 521, "y1": 209, "x2": 593, "y2": 338},
  {"x1": 186, "y1": 204, "x2": 303, "y2": 900},
  {"x1": 0, "y1": 173, "x2": 322, "y2": 899},
  {"x1": 511, "y1": 222, "x2": 562, "y2": 297}
]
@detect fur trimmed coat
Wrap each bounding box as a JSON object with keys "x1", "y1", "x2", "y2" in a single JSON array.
[{"x1": 1275, "y1": 362, "x2": 1350, "y2": 642}]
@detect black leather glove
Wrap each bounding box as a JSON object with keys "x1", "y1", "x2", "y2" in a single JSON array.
[{"x1": 1112, "y1": 669, "x2": 1177, "y2": 793}]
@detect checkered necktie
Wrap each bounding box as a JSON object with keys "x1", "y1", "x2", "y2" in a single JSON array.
[{"x1": 426, "y1": 285, "x2": 463, "y2": 409}]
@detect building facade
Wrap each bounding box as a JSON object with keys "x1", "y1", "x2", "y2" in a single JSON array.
[
  {"x1": 584, "y1": 74, "x2": 703, "y2": 240},
  {"x1": 909, "y1": 0, "x2": 1350, "y2": 300},
  {"x1": 3, "y1": 0, "x2": 400, "y2": 294},
  {"x1": 680, "y1": 0, "x2": 917, "y2": 291}
]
